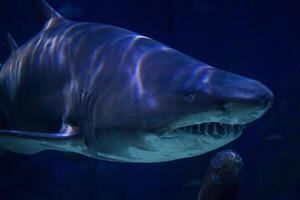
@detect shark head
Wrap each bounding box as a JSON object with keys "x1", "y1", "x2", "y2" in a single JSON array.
[
  {"x1": 55, "y1": 33, "x2": 272, "y2": 163},
  {"x1": 69, "y1": 42, "x2": 273, "y2": 163}
]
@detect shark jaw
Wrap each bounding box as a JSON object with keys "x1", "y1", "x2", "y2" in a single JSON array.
[
  {"x1": 90, "y1": 120, "x2": 248, "y2": 163},
  {"x1": 161, "y1": 122, "x2": 245, "y2": 140},
  {"x1": 43, "y1": 100, "x2": 270, "y2": 163},
  {"x1": 90, "y1": 127, "x2": 244, "y2": 163},
  {"x1": 68, "y1": 99, "x2": 271, "y2": 163}
]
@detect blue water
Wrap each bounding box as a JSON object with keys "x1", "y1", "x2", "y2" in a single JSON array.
[{"x1": 0, "y1": 0, "x2": 299, "y2": 199}]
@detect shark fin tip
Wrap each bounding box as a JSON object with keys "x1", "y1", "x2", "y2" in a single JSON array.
[{"x1": 32, "y1": 0, "x2": 65, "y2": 27}]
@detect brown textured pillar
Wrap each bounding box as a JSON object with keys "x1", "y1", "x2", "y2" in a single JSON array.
[{"x1": 198, "y1": 150, "x2": 243, "y2": 200}]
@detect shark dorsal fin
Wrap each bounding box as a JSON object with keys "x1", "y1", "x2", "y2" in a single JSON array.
[
  {"x1": 6, "y1": 33, "x2": 18, "y2": 54},
  {"x1": 32, "y1": 0, "x2": 66, "y2": 29}
]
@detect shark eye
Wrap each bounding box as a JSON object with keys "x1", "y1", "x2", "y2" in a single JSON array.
[{"x1": 184, "y1": 91, "x2": 196, "y2": 103}]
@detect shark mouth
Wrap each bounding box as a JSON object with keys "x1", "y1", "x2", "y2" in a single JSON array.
[{"x1": 167, "y1": 122, "x2": 246, "y2": 138}]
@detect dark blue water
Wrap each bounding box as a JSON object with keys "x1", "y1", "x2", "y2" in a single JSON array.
[{"x1": 0, "y1": 0, "x2": 299, "y2": 199}]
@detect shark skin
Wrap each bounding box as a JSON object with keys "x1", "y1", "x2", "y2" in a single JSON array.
[{"x1": 0, "y1": 0, "x2": 273, "y2": 162}]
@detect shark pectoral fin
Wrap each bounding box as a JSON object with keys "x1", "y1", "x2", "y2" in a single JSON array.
[
  {"x1": 0, "y1": 125, "x2": 80, "y2": 155},
  {"x1": 0, "y1": 124, "x2": 78, "y2": 139}
]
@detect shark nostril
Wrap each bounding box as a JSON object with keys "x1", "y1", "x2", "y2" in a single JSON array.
[
  {"x1": 260, "y1": 99, "x2": 273, "y2": 111},
  {"x1": 260, "y1": 99, "x2": 270, "y2": 108},
  {"x1": 258, "y1": 84, "x2": 273, "y2": 108},
  {"x1": 257, "y1": 89, "x2": 273, "y2": 110}
]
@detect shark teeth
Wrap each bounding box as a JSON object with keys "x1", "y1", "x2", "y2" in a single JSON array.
[{"x1": 172, "y1": 122, "x2": 245, "y2": 138}]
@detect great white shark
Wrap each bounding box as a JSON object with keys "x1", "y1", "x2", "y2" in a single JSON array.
[{"x1": 0, "y1": 0, "x2": 273, "y2": 162}]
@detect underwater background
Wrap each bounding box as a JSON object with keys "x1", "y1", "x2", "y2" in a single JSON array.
[{"x1": 0, "y1": 0, "x2": 299, "y2": 199}]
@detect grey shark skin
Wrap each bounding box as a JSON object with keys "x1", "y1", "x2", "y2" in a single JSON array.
[{"x1": 0, "y1": 0, "x2": 273, "y2": 162}]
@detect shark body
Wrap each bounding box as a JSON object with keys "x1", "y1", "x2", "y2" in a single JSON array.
[{"x1": 0, "y1": 0, "x2": 273, "y2": 162}]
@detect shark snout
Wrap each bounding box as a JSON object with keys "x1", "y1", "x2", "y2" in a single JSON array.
[
  {"x1": 221, "y1": 81, "x2": 273, "y2": 124},
  {"x1": 193, "y1": 68, "x2": 273, "y2": 123}
]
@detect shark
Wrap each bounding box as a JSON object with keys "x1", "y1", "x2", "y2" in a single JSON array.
[{"x1": 0, "y1": 0, "x2": 273, "y2": 162}]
